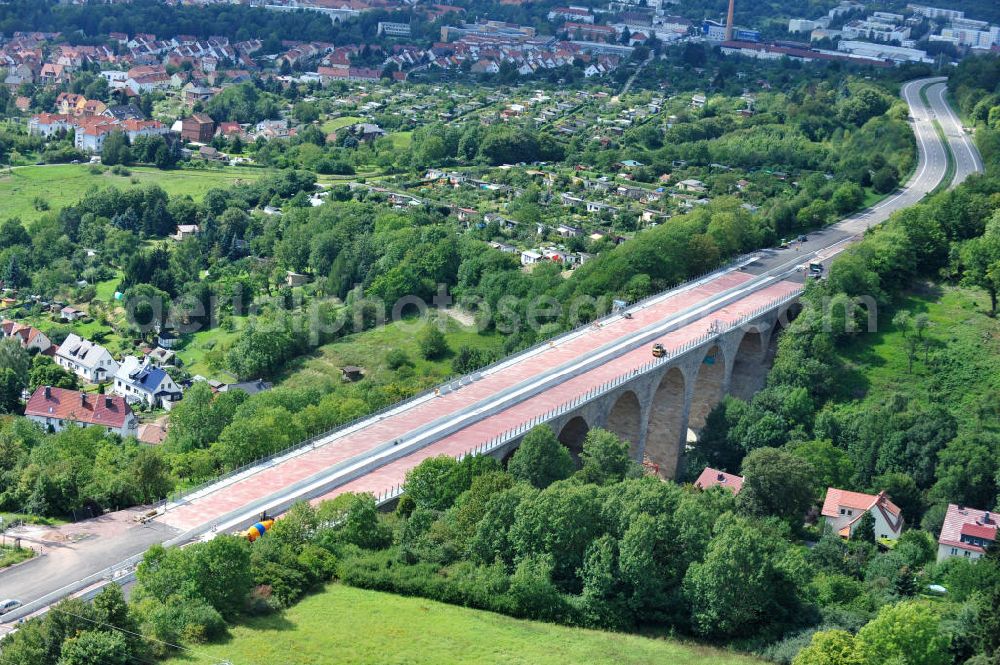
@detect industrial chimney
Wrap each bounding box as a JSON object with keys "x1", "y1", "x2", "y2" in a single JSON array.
[{"x1": 725, "y1": 0, "x2": 735, "y2": 41}]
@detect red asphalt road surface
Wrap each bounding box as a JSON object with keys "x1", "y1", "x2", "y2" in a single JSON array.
[{"x1": 159, "y1": 272, "x2": 800, "y2": 529}]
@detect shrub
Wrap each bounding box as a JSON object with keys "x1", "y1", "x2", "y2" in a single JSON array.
[
  {"x1": 386, "y1": 348, "x2": 413, "y2": 370},
  {"x1": 417, "y1": 323, "x2": 449, "y2": 360}
]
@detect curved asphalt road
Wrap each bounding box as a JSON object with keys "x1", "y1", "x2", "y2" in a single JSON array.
[
  {"x1": 0, "y1": 77, "x2": 982, "y2": 626},
  {"x1": 928, "y1": 81, "x2": 983, "y2": 184},
  {"x1": 749, "y1": 77, "x2": 971, "y2": 276}
]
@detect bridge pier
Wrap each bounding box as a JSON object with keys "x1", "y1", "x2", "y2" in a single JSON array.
[{"x1": 490, "y1": 302, "x2": 800, "y2": 481}]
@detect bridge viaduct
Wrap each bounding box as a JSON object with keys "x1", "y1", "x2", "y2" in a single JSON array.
[{"x1": 499, "y1": 299, "x2": 796, "y2": 478}]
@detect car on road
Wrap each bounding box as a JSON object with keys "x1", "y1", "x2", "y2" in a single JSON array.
[
  {"x1": 651, "y1": 343, "x2": 665, "y2": 358},
  {"x1": 797, "y1": 234, "x2": 808, "y2": 242},
  {"x1": 0, "y1": 599, "x2": 22, "y2": 616},
  {"x1": 779, "y1": 239, "x2": 790, "y2": 249}
]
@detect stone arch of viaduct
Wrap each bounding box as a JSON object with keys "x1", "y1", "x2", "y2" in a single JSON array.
[{"x1": 491, "y1": 302, "x2": 799, "y2": 480}]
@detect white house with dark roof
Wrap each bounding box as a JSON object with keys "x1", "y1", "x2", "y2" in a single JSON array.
[
  {"x1": 55, "y1": 334, "x2": 119, "y2": 384},
  {"x1": 937, "y1": 504, "x2": 997, "y2": 562},
  {"x1": 113, "y1": 356, "x2": 183, "y2": 410},
  {"x1": 821, "y1": 488, "x2": 904, "y2": 541}
]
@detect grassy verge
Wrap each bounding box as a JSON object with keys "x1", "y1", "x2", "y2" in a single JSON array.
[
  {"x1": 0, "y1": 544, "x2": 34, "y2": 570},
  {"x1": 930, "y1": 119, "x2": 956, "y2": 194},
  {"x1": 0, "y1": 164, "x2": 267, "y2": 224},
  {"x1": 0, "y1": 512, "x2": 66, "y2": 527},
  {"x1": 164, "y1": 583, "x2": 764, "y2": 665}
]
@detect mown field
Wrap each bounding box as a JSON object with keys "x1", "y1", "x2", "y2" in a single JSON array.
[
  {"x1": 320, "y1": 115, "x2": 363, "y2": 134},
  {"x1": 164, "y1": 583, "x2": 764, "y2": 665},
  {"x1": 0, "y1": 164, "x2": 268, "y2": 223}
]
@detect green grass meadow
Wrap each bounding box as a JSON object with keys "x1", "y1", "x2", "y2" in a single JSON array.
[
  {"x1": 320, "y1": 115, "x2": 363, "y2": 134},
  {"x1": 835, "y1": 283, "x2": 1000, "y2": 432},
  {"x1": 277, "y1": 315, "x2": 503, "y2": 391},
  {"x1": 0, "y1": 164, "x2": 267, "y2": 223},
  {"x1": 164, "y1": 584, "x2": 764, "y2": 665}
]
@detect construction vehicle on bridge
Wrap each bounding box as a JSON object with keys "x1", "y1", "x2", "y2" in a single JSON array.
[{"x1": 651, "y1": 343, "x2": 665, "y2": 358}]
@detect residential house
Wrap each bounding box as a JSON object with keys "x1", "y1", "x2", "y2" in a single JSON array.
[
  {"x1": 5, "y1": 64, "x2": 35, "y2": 89},
  {"x1": 172, "y1": 224, "x2": 200, "y2": 241},
  {"x1": 55, "y1": 92, "x2": 86, "y2": 115},
  {"x1": 937, "y1": 504, "x2": 997, "y2": 562},
  {"x1": 216, "y1": 121, "x2": 243, "y2": 138},
  {"x1": 103, "y1": 104, "x2": 144, "y2": 122},
  {"x1": 55, "y1": 333, "x2": 119, "y2": 384},
  {"x1": 352, "y1": 123, "x2": 386, "y2": 143},
  {"x1": 40, "y1": 63, "x2": 68, "y2": 85},
  {"x1": 694, "y1": 467, "x2": 744, "y2": 494},
  {"x1": 100, "y1": 70, "x2": 129, "y2": 89},
  {"x1": 25, "y1": 386, "x2": 137, "y2": 438},
  {"x1": 677, "y1": 179, "x2": 707, "y2": 193},
  {"x1": 147, "y1": 347, "x2": 176, "y2": 366},
  {"x1": 198, "y1": 145, "x2": 224, "y2": 161},
  {"x1": 182, "y1": 82, "x2": 215, "y2": 106},
  {"x1": 181, "y1": 113, "x2": 215, "y2": 143},
  {"x1": 28, "y1": 112, "x2": 74, "y2": 137},
  {"x1": 821, "y1": 488, "x2": 904, "y2": 541},
  {"x1": 137, "y1": 420, "x2": 169, "y2": 445},
  {"x1": 113, "y1": 356, "x2": 183, "y2": 410},
  {"x1": 0, "y1": 320, "x2": 53, "y2": 354},
  {"x1": 126, "y1": 72, "x2": 171, "y2": 94}
]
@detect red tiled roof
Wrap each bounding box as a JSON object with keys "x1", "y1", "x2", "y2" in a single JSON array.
[
  {"x1": 821, "y1": 487, "x2": 900, "y2": 517},
  {"x1": 121, "y1": 118, "x2": 163, "y2": 132},
  {"x1": 962, "y1": 523, "x2": 997, "y2": 540},
  {"x1": 1, "y1": 319, "x2": 47, "y2": 346},
  {"x1": 940, "y1": 503, "x2": 997, "y2": 553},
  {"x1": 822, "y1": 487, "x2": 903, "y2": 537},
  {"x1": 25, "y1": 387, "x2": 133, "y2": 429},
  {"x1": 694, "y1": 467, "x2": 744, "y2": 494}
]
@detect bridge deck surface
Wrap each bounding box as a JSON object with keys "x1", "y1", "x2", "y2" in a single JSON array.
[{"x1": 159, "y1": 274, "x2": 799, "y2": 528}]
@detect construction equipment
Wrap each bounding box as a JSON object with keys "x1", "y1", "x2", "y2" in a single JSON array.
[{"x1": 241, "y1": 519, "x2": 275, "y2": 543}]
